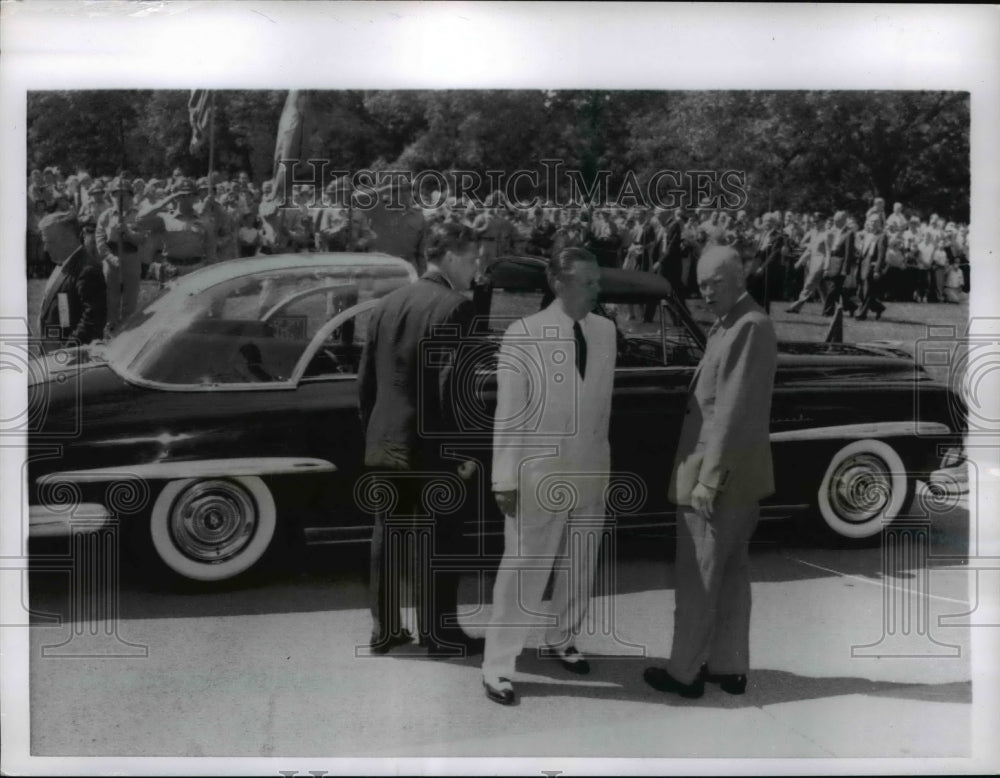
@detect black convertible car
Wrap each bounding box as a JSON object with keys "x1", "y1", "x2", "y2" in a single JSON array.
[{"x1": 26, "y1": 252, "x2": 966, "y2": 582}]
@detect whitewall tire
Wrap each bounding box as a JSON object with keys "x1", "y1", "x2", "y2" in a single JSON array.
[
  {"x1": 148, "y1": 476, "x2": 277, "y2": 582},
  {"x1": 817, "y1": 439, "x2": 914, "y2": 540}
]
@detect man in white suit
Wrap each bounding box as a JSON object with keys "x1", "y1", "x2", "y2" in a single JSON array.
[
  {"x1": 482, "y1": 247, "x2": 617, "y2": 706},
  {"x1": 645, "y1": 244, "x2": 777, "y2": 699}
]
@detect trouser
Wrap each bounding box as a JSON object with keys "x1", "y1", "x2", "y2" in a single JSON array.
[
  {"x1": 746, "y1": 270, "x2": 767, "y2": 309},
  {"x1": 928, "y1": 267, "x2": 945, "y2": 302},
  {"x1": 667, "y1": 503, "x2": 760, "y2": 684},
  {"x1": 881, "y1": 266, "x2": 905, "y2": 301},
  {"x1": 787, "y1": 264, "x2": 826, "y2": 311},
  {"x1": 368, "y1": 472, "x2": 467, "y2": 645},
  {"x1": 103, "y1": 252, "x2": 142, "y2": 330},
  {"x1": 482, "y1": 503, "x2": 606, "y2": 679},
  {"x1": 822, "y1": 275, "x2": 858, "y2": 316},
  {"x1": 782, "y1": 262, "x2": 801, "y2": 302},
  {"x1": 857, "y1": 273, "x2": 886, "y2": 318}
]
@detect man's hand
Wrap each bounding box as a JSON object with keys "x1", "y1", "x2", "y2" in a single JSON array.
[
  {"x1": 457, "y1": 460, "x2": 478, "y2": 480},
  {"x1": 690, "y1": 481, "x2": 718, "y2": 519},
  {"x1": 494, "y1": 490, "x2": 517, "y2": 517},
  {"x1": 104, "y1": 255, "x2": 120, "y2": 270}
]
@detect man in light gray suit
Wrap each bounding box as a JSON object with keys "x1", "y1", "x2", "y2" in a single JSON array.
[
  {"x1": 645, "y1": 244, "x2": 777, "y2": 699},
  {"x1": 482, "y1": 247, "x2": 617, "y2": 706}
]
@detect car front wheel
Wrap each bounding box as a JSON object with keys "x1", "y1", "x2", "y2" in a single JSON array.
[
  {"x1": 146, "y1": 476, "x2": 278, "y2": 582},
  {"x1": 816, "y1": 439, "x2": 915, "y2": 542}
]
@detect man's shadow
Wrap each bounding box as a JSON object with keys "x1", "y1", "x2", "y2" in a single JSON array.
[
  {"x1": 513, "y1": 653, "x2": 971, "y2": 708},
  {"x1": 396, "y1": 650, "x2": 970, "y2": 709}
]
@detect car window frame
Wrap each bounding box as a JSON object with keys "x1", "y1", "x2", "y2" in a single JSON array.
[
  {"x1": 291, "y1": 297, "x2": 381, "y2": 384},
  {"x1": 108, "y1": 261, "x2": 415, "y2": 393}
]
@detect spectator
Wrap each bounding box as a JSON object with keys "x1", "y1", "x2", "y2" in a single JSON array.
[
  {"x1": 886, "y1": 201, "x2": 908, "y2": 233},
  {"x1": 95, "y1": 177, "x2": 146, "y2": 334}
]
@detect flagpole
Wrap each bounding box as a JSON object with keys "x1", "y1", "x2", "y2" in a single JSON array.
[{"x1": 208, "y1": 92, "x2": 216, "y2": 188}]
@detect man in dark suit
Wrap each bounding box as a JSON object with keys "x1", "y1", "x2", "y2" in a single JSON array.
[
  {"x1": 358, "y1": 221, "x2": 485, "y2": 657},
  {"x1": 644, "y1": 208, "x2": 685, "y2": 321},
  {"x1": 821, "y1": 210, "x2": 859, "y2": 316},
  {"x1": 645, "y1": 245, "x2": 777, "y2": 699},
  {"x1": 747, "y1": 212, "x2": 785, "y2": 311},
  {"x1": 37, "y1": 211, "x2": 107, "y2": 352},
  {"x1": 855, "y1": 214, "x2": 889, "y2": 321}
]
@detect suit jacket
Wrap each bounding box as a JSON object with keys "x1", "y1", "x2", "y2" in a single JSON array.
[
  {"x1": 491, "y1": 301, "x2": 617, "y2": 515},
  {"x1": 659, "y1": 218, "x2": 685, "y2": 275},
  {"x1": 858, "y1": 231, "x2": 888, "y2": 281},
  {"x1": 824, "y1": 227, "x2": 856, "y2": 278},
  {"x1": 669, "y1": 293, "x2": 777, "y2": 507},
  {"x1": 37, "y1": 246, "x2": 107, "y2": 347},
  {"x1": 753, "y1": 229, "x2": 785, "y2": 274},
  {"x1": 358, "y1": 271, "x2": 475, "y2": 470}
]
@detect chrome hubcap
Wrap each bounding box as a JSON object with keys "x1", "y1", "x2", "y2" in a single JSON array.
[
  {"x1": 170, "y1": 480, "x2": 257, "y2": 563},
  {"x1": 830, "y1": 454, "x2": 892, "y2": 524}
]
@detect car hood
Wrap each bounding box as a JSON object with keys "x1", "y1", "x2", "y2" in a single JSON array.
[{"x1": 773, "y1": 339, "x2": 928, "y2": 383}]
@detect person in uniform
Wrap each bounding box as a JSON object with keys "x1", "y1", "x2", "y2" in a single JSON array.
[
  {"x1": 197, "y1": 177, "x2": 237, "y2": 261},
  {"x1": 316, "y1": 179, "x2": 376, "y2": 252},
  {"x1": 135, "y1": 177, "x2": 216, "y2": 281},
  {"x1": 37, "y1": 211, "x2": 107, "y2": 352},
  {"x1": 78, "y1": 178, "x2": 108, "y2": 259},
  {"x1": 855, "y1": 213, "x2": 888, "y2": 321},
  {"x1": 95, "y1": 177, "x2": 147, "y2": 334}
]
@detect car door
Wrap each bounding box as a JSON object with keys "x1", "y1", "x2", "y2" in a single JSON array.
[{"x1": 288, "y1": 298, "x2": 380, "y2": 543}]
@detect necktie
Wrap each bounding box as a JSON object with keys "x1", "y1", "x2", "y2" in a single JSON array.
[{"x1": 573, "y1": 320, "x2": 587, "y2": 381}]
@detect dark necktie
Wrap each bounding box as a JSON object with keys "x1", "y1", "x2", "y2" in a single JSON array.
[{"x1": 573, "y1": 320, "x2": 587, "y2": 381}]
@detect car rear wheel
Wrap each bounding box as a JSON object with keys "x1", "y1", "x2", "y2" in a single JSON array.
[
  {"x1": 816, "y1": 439, "x2": 915, "y2": 542},
  {"x1": 146, "y1": 476, "x2": 278, "y2": 582}
]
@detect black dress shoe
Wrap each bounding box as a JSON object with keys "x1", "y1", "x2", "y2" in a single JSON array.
[
  {"x1": 369, "y1": 629, "x2": 413, "y2": 655},
  {"x1": 699, "y1": 664, "x2": 748, "y2": 695},
  {"x1": 483, "y1": 676, "x2": 516, "y2": 706},
  {"x1": 541, "y1": 645, "x2": 590, "y2": 675},
  {"x1": 643, "y1": 666, "x2": 704, "y2": 699},
  {"x1": 426, "y1": 631, "x2": 485, "y2": 658}
]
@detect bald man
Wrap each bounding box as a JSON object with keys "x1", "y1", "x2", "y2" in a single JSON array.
[{"x1": 644, "y1": 245, "x2": 777, "y2": 699}]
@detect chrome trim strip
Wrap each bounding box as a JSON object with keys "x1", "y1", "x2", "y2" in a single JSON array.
[
  {"x1": 38, "y1": 457, "x2": 337, "y2": 485},
  {"x1": 290, "y1": 297, "x2": 381, "y2": 383},
  {"x1": 29, "y1": 503, "x2": 112, "y2": 537},
  {"x1": 770, "y1": 421, "x2": 952, "y2": 443}
]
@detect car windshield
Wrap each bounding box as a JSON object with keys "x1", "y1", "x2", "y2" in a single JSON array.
[{"x1": 105, "y1": 257, "x2": 415, "y2": 387}]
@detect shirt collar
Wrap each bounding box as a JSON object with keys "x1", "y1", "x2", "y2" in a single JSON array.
[
  {"x1": 422, "y1": 269, "x2": 454, "y2": 289},
  {"x1": 550, "y1": 298, "x2": 587, "y2": 331},
  {"x1": 711, "y1": 292, "x2": 751, "y2": 330}
]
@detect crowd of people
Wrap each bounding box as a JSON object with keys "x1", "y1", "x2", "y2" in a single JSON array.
[{"x1": 27, "y1": 164, "x2": 971, "y2": 340}]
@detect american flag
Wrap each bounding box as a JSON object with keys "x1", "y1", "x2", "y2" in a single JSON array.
[{"x1": 188, "y1": 90, "x2": 213, "y2": 154}]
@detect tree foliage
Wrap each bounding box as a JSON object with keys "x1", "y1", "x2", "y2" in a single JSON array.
[{"x1": 26, "y1": 89, "x2": 969, "y2": 220}]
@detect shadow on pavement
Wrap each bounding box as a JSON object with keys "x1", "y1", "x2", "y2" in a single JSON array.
[
  {"x1": 504, "y1": 654, "x2": 972, "y2": 708},
  {"x1": 386, "y1": 648, "x2": 970, "y2": 708}
]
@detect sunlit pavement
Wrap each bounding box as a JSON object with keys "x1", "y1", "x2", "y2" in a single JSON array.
[{"x1": 23, "y1": 491, "x2": 977, "y2": 760}]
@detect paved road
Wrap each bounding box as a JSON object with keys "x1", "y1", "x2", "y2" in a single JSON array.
[{"x1": 23, "y1": 490, "x2": 975, "y2": 761}]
